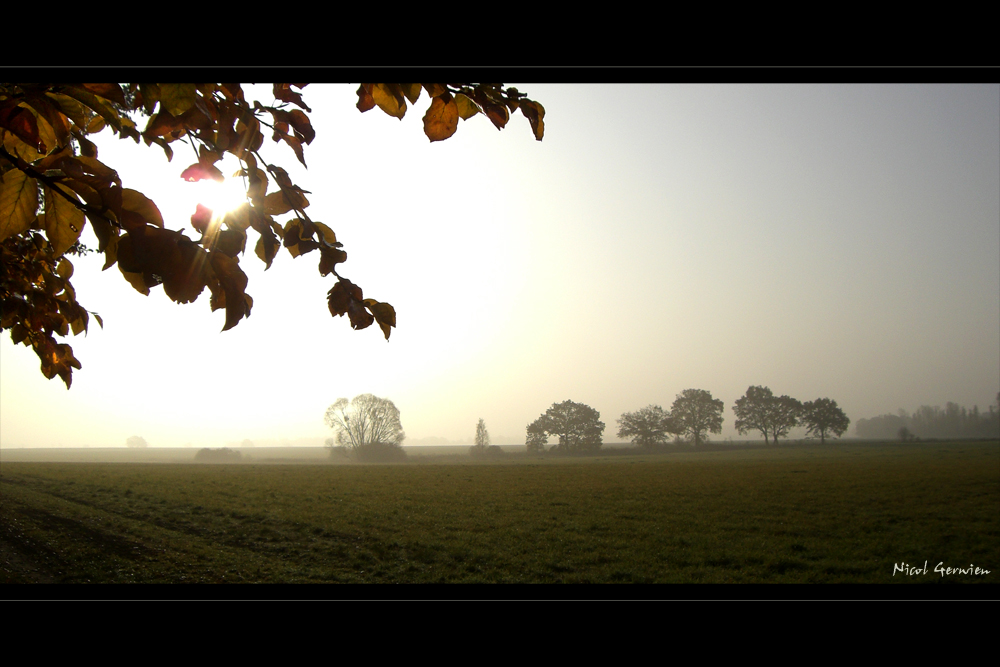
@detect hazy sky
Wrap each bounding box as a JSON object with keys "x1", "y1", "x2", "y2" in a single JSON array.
[{"x1": 2, "y1": 82, "x2": 998, "y2": 447}]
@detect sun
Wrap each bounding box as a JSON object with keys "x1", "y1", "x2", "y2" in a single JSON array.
[
  {"x1": 173, "y1": 154, "x2": 250, "y2": 233},
  {"x1": 186, "y1": 171, "x2": 249, "y2": 217}
]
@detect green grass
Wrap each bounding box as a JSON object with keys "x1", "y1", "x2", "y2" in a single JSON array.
[{"x1": 1, "y1": 441, "x2": 997, "y2": 584}]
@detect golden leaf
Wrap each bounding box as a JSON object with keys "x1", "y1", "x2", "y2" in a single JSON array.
[
  {"x1": 158, "y1": 84, "x2": 199, "y2": 117},
  {"x1": 454, "y1": 94, "x2": 481, "y2": 120},
  {"x1": 423, "y1": 94, "x2": 459, "y2": 142},
  {"x1": 44, "y1": 186, "x2": 86, "y2": 257},
  {"x1": 0, "y1": 170, "x2": 38, "y2": 242},
  {"x1": 371, "y1": 84, "x2": 406, "y2": 120}
]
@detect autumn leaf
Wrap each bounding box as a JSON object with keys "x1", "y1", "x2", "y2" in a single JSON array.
[
  {"x1": 454, "y1": 93, "x2": 481, "y2": 120},
  {"x1": 371, "y1": 84, "x2": 407, "y2": 120},
  {"x1": 158, "y1": 84, "x2": 199, "y2": 117},
  {"x1": 318, "y1": 246, "x2": 347, "y2": 275},
  {"x1": 519, "y1": 100, "x2": 545, "y2": 141},
  {"x1": 356, "y1": 85, "x2": 376, "y2": 113},
  {"x1": 121, "y1": 188, "x2": 164, "y2": 228},
  {"x1": 364, "y1": 299, "x2": 396, "y2": 340},
  {"x1": 273, "y1": 84, "x2": 312, "y2": 112},
  {"x1": 43, "y1": 184, "x2": 86, "y2": 257},
  {"x1": 423, "y1": 93, "x2": 459, "y2": 142},
  {"x1": 0, "y1": 102, "x2": 45, "y2": 153},
  {"x1": 0, "y1": 170, "x2": 39, "y2": 242},
  {"x1": 180, "y1": 162, "x2": 224, "y2": 182},
  {"x1": 208, "y1": 250, "x2": 249, "y2": 331},
  {"x1": 191, "y1": 204, "x2": 213, "y2": 234}
]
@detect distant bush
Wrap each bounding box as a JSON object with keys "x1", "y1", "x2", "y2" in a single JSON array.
[
  {"x1": 354, "y1": 442, "x2": 407, "y2": 463},
  {"x1": 126, "y1": 435, "x2": 148, "y2": 448},
  {"x1": 194, "y1": 447, "x2": 242, "y2": 463},
  {"x1": 470, "y1": 445, "x2": 507, "y2": 459}
]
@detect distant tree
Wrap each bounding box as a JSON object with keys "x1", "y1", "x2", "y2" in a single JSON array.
[
  {"x1": 670, "y1": 389, "x2": 724, "y2": 448},
  {"x1": 732, "y1": 386, "x2": 801, "y2": 446},
  {"x1": 194, "y1": 447, "x2": 242, "y2": 462},
  {"x1": 475, "y1": 418, "x2": 491, "y2": 449},
  {"x1": 241, "y1": 438, "x2": 254, "y2": 448},
  {"x1": 898, "y1": 426, "x2": 915, "y2": 442},
  {"x1": 617, "y1": 405, "x2": 677, "y2": 449},
  {"x1": 324, "y1": 393, "x2": 406, "y2": 461},
  {"x1": 800, "y1": 398, "x2": 850, "y2": 444},
  {"x1": 527, "y1": 400, "x2": 605, "y2": 453},
  {"x1": 125, "y1": 435, "x2": 148, "y2": 448},
  {"x1": 470, "y1": 418, "x2": 494, "y2": 459}
]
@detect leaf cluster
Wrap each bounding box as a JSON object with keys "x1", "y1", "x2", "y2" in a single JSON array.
[
  {"x1": 526, "y1": 400, "x2": 605, "y2": 453},
  {"x1": 1, "y1": 83, "x2": 543, "y2": 387},
  {"x1": 355, "y1": 84, "x2": 544, "y2": 143}
]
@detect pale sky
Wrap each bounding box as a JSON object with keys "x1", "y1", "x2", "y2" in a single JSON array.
[{"x1": 2, "y1": 82, "x2": 998, "y2": 447}]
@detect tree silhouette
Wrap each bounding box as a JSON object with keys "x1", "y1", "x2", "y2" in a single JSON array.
[
  {"x1": 733, "y1": 386, "x2": 802, "y2": 446},
  {"x1": 324, "y1": 393, "x2": 406, "y2": 461},
  {"x1": 1, "y1": 83, "x2": 544, "y2": 387},
  {"x1": 527, "y1": 400, "x2": 605, "y2": 453},
  {"x1": 799, "y1": 398, "x2": 850, "y2": 444},
  {"x1": 617, "y1": 405, "x2": 677, "y2": 449},
  {"x1": 474, "y1": 418, "x2": 491, "y2": 449},
  {"x1": 669, "y1": 389, "x2": 724, "y2": 447}
]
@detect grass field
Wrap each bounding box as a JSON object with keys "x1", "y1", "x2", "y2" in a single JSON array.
[{"x1": 1, "y1": 441, "x2": 997, "y2": 585}]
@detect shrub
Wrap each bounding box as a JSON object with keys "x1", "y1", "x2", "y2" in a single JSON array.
[
  {"x1": 194, "y1": 447, "x2": 243, "y2": 463},
  {"x1": 354, "y1": 441, "x2": 408, "y2": 463}
]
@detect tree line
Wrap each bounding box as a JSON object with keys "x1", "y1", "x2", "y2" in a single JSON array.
[
  {"x1": 525, "y1": 386, "x2": 851, "y2": 453},
  {"x1": 856, "y1": 395, "x2": 1000, "y2": 441}
]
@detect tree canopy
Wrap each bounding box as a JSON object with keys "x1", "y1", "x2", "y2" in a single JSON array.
[
  {"x1": 324, "y1": 393, "x2": 405, "y2": 448},
  {"x1": 732, "y1": 385, "x2": 802, "y2": 446},
  {"x1": 669, "y1": 389, "x2": 724, "y2": 447},
  {"x1": 324, "y1": 393, "x2": 406, "y2": 462},
  {"x1": 799, "y1": 398, "x2": 850, "y2": 444},
  {"x1": 526, "y1": 400, "x2": 605, "y2": 453},
  {"x1": 0, "y1": 83, "x2": 544, "y2": 387},
  {"x1": 616, "y1": 404, "x2": 678, "y2": 449}
]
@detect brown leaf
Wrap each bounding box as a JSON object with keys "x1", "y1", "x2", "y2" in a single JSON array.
[
  {"x1": 121, "y1": 188, "x2": 164, "y2": 227},
  {"x1": 519, "y1": 100, "x2": 545, "y2": 141},
  {"x1": 273, "y1": 84, "x2": 312, "y2": 112},
  {"x1": 255, "y1": 232, "x2": 280, "y2": 269},
  {"x1": 348, "y1": 299, "x2": 374, "y2": 330},
  {"x1": 371, "y1": 84, "x2": 407, "y2": 120},
  {"x1": 422, "y1": 84, "x2": 448, "y2": 98},
  {"x1": 423, "y1": 93, "x2": 459, "y2": 142},
  {"x1": 364, "y1": 299, "x2": 396, "y2": 340},
  {"x1": 191, "y1": 204, "x2": 213, "y2": 234},
  {"x1": 0, "y1": 102, "x2": 45, "y2": 153},
  {"x1": 0, "y1": 170, "x2": 39, "y2": 242},
  {"x1": 79, "y1": 84, "x2": 127, "y2": 107},
  {"x1": 208, "y1": 251, "x2": 249, "y2": 331},
  {"x1": 180, "y1": 162, "x2": 224, "y2": 182},
  {"x1": 318, "y1": 246, "x2": 347, "y2": 276},
  {"x1": 454, "y1": 93, "x2": 481, "y2": 120},
  {"x1": 356, "y1": 85, "x2": 376, "y2": 113},
  {"x1": 400, "y1": 84, "x2": 422, "y2": 104}
]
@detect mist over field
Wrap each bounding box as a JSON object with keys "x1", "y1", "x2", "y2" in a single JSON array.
[{"x1": 1, "y1": 82, "x2": 998, "y2": 454}]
